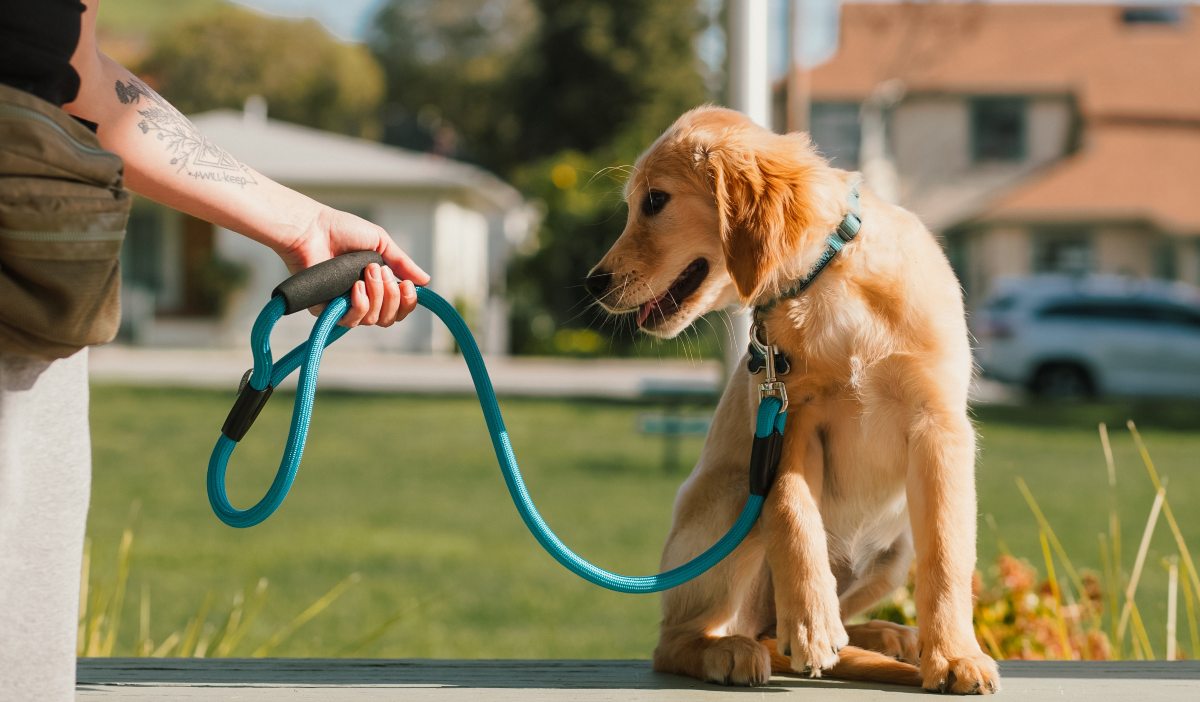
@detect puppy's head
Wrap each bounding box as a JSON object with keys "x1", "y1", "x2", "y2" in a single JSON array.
[{"x1": 587, "y1": 106, "x2": 841, "y2": 338}]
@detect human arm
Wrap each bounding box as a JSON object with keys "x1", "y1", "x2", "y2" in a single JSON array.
[{"x1": 62, "y1": 0, "x2": 428, "y2": 326}]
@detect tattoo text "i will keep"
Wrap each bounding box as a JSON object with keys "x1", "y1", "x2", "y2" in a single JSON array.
[{"x1": 115, "y1": 78, "x2": 258, "y2": 188}]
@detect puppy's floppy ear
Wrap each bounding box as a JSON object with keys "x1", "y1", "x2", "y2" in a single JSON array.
[{"x1": 696, "y1": 128, "x2": 834, "y2": 301}]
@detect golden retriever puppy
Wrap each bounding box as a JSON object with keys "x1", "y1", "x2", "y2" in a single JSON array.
[{"x1": 586, "y1": 106, "x2": 999, "y2": 694}]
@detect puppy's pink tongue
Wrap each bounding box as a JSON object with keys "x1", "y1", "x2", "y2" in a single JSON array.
[{"x1": 637, "y1": 300, "x2": 655, "y2": 326}]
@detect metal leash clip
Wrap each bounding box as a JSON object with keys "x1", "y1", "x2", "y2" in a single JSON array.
[{"x1": 749, "y1": 324, "x2": 788, "y2": 413}]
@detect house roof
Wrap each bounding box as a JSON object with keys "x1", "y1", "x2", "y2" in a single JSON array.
[
  {"x1": 974, "y1": 124, "x2": 1200, "y2": 235},
  {"x1": 188, "y1": 110, "x2": 526, "y2": 212},
  {"x1": 811, "y1": 3, "x2": 1200, "y2": 121}
]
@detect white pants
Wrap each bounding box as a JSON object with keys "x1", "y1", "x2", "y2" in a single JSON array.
[{"x1": 0, "y1": 349, "x2": 90, "y2": 702}]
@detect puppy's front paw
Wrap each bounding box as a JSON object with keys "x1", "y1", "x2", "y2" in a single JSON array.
[
  {"x1": 775, "y1": 600, "x2": 849, "y2": 676},
  {"x1": 921, "y1": 646, "x2": 1000, "y2": 695},
  {"x1": 701, "y1": 635, "x2": 771, "y2": 686}
]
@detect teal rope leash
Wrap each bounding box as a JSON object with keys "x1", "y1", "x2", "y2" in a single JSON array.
[{"x1": 207, "y1": 255, "x2": 787, "y2": 594}]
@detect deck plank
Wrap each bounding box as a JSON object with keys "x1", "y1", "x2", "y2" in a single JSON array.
[{"x1": 77, "y1": 659, "x2": 1200, "y2": 700}]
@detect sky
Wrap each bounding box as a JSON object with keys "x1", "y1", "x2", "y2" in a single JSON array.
[
  {"x1": 233, "y1": 0, "x2": 386, "y2": 41},
  {"x1": 234, "y1": 0, "x2": 1196, "y2": 45}
]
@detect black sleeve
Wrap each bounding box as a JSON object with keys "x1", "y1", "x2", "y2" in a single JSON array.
[{"x1": 0, "y1": 0, "x2": 85, "y2": 106}]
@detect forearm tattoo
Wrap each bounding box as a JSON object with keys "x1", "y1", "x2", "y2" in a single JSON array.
[{"x1": 115, "y1": 77, "x2": 258, "y2": 188}]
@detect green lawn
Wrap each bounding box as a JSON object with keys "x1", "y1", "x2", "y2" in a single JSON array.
[{"x1": 85, "y1": 385, "x2": 1200, "y2": 658}]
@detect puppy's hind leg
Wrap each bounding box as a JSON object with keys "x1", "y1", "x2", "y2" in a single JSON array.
[
  {"x1": 845, "y1": 621, "x2": 920, "y2": 665},
  {"x1": 841, "y1": 533, "x2": 920, "y2": 664}
]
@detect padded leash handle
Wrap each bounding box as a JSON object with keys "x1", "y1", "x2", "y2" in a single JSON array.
[{"x1": 272, "y1": 251, "x2": 384, "y2": 314}]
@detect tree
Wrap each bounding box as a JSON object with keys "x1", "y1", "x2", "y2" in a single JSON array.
[
  {"x1": 138, "y1": 6, "x2": 385, "y2": 138},
  {"x1": 509, "y1": 0, "x2": 710, "y2": 161},
  {"x1": 503, "y1": 0, "x2": 713, "y2": 355},
  {"x1": 368, "y1": 0, "x2": 714, "y2": 355},
  {"x1": 368, "y1": 0, "x2": 536, "y2": 167},
  {"x1": 369, "y1": 0, "x2": 710, "y2": 176}
]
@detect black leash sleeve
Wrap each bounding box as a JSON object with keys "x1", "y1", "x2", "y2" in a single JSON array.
[
  {"x1": 748, "y1": 429, "x2": 784, "y2": 497},
  {"x1": 272, "y1": 251, "x2": 384, "y2": 315}
]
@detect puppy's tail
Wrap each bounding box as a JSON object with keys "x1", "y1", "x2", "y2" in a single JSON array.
[{"x1": 759, "y1": 638, "x2": 922, "y2": 688}]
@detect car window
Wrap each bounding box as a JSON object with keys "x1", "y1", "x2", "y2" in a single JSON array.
[
  {"x1": 1037, "y1": 298, "x2": 1200, "y2": 328},
  {"x1": 1038, "y1": 299, "x2": 1160, "y2": 323},
  {"x1": 1154, "y1": 304, "x2": 1200, "y2": 329}
]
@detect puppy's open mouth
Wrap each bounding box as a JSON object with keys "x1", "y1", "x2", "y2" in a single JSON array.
[{"x1": 636, "y1": 258, "x2": 709, "y2": 329}]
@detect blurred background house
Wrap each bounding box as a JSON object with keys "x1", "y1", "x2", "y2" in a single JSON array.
[
  {"x1": 120, "y1": 103, "x2": 535, "y2": 355},
  {"x1": 796, "y1": 2, "x2": 1200, "y2": 306}
]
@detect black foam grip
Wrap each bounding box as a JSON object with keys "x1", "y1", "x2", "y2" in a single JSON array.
[{"x1": 272, "y1": 251, "x2": 384, "y2": 314}]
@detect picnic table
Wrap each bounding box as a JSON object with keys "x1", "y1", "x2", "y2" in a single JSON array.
[{"x1": 636, "y1": 379, "x2": 718, "y2": 472}]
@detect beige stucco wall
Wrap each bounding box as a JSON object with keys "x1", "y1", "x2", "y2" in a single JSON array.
[
  {"x1": 1176, "y1": 240, "x2": 1200, "y2": 286},
  {"x1": 964, "y1": 226, "x2": 1033, "y2": 303},
  {"x1": 891, "y1": 97, "x2": 969, "y2": 192},
  {"x1": 1027, "y1": 98, "x2": 1074, "y2": 166},
  {"x1": 890, "y1": 94, "x2": 1073, "y2": 203},
  {"x1": 1093, "y1": 227, "x2": 1156, "y2": 278}
]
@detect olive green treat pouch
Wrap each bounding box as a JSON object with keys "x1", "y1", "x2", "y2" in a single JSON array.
[{"x1": 0, "y1": 83, "x2": 130, "y2": 359}]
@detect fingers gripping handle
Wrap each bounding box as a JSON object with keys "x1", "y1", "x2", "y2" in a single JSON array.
[{"x1": 272, "y1": 251, "x2": 385, "y2": 315}]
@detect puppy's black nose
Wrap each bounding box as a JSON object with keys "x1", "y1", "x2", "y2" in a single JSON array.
[{"x1": 585, "y1": 269, "x2": 612, "y2": 300}]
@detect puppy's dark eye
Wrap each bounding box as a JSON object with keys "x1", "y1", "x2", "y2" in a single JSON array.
[{"x1": 641, "y1": 190, "x2": 671, "y2": 217}]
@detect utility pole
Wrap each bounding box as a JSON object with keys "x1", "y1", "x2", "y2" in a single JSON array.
[
  {"x1": 728, "y1": 0, "x2": 771, "y2": 129},
  {"x1": 860, "y1": 79, "x2": 905, "y2": 204},
  {"x1": 724, "y1": 0, "x2": 771, "y2": 376},
  {"x1": 787, "y1": 1, "x2": 810, "y2": 133}
]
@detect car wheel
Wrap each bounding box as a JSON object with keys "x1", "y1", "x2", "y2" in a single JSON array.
[{"x1": 1031, "y1": 363, "x2": 1094, "y2": 401}]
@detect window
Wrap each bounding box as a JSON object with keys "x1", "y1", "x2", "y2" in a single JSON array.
[
  {"x1": 1034, "y1": 235, "x2": 1091, "y2": 274},
  {"x1": 1156, "y1": 304, "x2": 1200, "y2": 329},
  {"x1": 1156, "y1": 242, "x2": 1178, "y2": 279},
  {"x1": 810, "y1": 102, "x2": 861, "y2": 168},
  {"x1": 970, "y1": 97, "x2": 1027, "y2": 162},
  {"x1": 1122, "y1": 7, "x2": 1184, "y2": 26},
  {"x1": 1038, "y1": 299, "x2": 1151, "y2": 323},
  {"x1": 121, "y1": 205, "x2": 164, "y2": 294}
]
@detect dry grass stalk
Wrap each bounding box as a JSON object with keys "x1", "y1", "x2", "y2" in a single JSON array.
[
  {"x1": 78, "y1": 516, "x2": 372, "y2": 658},
  {"x1": 1167, "y1": 557, "x2": 1179, "y2": 661},
  {"x1": 1127, "y1": 421, "x2": 1200, "y2": 610},
  {"x1": 1116, "y1": 485, "x2": 1166, "y2": 644}
]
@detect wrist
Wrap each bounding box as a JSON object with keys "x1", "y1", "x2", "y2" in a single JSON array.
[{"x1": 268, "y1": 194, "x2": 328, "y2": 269}]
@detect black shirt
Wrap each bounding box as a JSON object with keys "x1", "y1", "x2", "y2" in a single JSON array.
[{"x1": 0, "y1": 0, "x2": 85, "y2": 106}]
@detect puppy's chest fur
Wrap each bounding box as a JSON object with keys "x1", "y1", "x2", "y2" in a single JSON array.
[{"x1": 765, "y1": 282, "x2": 913, "y2": 575}]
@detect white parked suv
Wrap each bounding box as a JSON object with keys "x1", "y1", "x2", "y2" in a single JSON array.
[{"x1": 973, "y1": 275, "x2": 1200, "y2": 399}]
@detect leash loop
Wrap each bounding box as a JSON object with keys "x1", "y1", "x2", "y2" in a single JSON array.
[{"x1": 208, "y1": 294, "x2": 350, "y2": 528}]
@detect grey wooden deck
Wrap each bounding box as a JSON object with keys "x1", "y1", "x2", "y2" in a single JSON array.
[{"x1": 76, "y1": 659, "x2": 1200, "y2": 700}]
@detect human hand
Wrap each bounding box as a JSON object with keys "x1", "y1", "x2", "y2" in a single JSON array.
[{"x1": 278, "y1": 205, "x2": 430, "y2": 328}]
